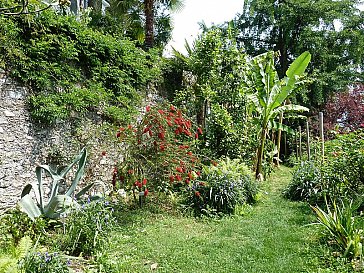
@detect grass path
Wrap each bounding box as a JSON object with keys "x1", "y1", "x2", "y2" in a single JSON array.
[{"x1": 107, "y1": 166, "x2": 332, "y2": 273}]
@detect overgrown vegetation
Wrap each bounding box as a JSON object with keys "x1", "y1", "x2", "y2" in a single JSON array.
[{"x1": 0, "y1": 8, "x2": 161, "y2": 124}]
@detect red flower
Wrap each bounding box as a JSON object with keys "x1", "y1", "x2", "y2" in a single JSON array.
[
  {"x1": 195, "y1": 133, "x2": 199, "y2": 139},
  {"x1": 101, "y1": 151, "x2": 106, "y2": 156},
  {"x1": 196, "y1": 171, "x2": 201, "y2": 176},
  {"x1": 119, "y1": 127, "x2": 125, "y2": 131},
  {"x1": 142, "y1": 178, "x2": 147, "y2": 185},
  {"x1": 187, "y1": 151, "x2": 193, "y2": 156},
  {"x1": 195, "y1": 191, "x2": 201, "y2": 197},
  {"x1": 176, "y1": 167, "x2": 183, "y2": 173},
  {"x1": 146, "y1": 105, "x2": 151, "y2": 112},
  {"x1": 185, "y1": 179, "x2": 190, "y2": 184},
  {"x1": 158, "y1": 132, "x2": 165, "y2": 140},
  {"x1": 170, "y1": 105, "x2": 175, "y2": 111},
  {"x1": 160, "y1": 144, "x2": 166, "y2": 151},
  {"x1": 128, "y1": 169, "x2": 134, "y2": 174},
  {"x1": 197, "y1": 127, "x2": 203, "y2": 135},
  {"x1": 144, "y1": 188, "x2": 149, "y2": 196},
  {"x1": 158, "y1": 109, "x2": 164, "y2": 115},
  {"x1": 169, "y1": 175, "x2": 175, "y2": 182},
  {"x1": 128, "y1": 124, "x2": 133, "y2": 130},
  {"x1": 199, "y1": 182, "x2": 206, "y2": 186},
  {"x1": 175, "y1": 175, "x2": 182, "y2": 181},
  {"x1": 116, "y1": 132, "x2": 121, "y2": 138}
]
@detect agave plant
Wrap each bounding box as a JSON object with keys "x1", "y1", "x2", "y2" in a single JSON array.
[{"x1": 19, "y1": 148, "x2": 93, "y2": 220}]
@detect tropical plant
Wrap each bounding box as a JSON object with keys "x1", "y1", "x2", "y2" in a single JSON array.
[
  {"x1": 246, "y1": 51, "x2": 311, "y2": 179},
  {"x1": 311, "y1": 199, "x2": 363, "y2": 259},
  {"x1": 18, "y1": 148, "x2": 93, "y2": 220}
]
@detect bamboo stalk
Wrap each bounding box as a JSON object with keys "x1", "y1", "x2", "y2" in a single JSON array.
[{"x1": 319, "y1": 112, "x2": 324, "y2": 161}]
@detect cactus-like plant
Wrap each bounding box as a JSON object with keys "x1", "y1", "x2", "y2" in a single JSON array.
[{"x1": 19, "y1": 148, "x2": 93, "y2": 220}]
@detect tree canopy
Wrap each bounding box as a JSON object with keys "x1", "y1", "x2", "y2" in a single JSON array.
[{"x1": 234, "y1": 0, "x2": 364, "y2": 107}]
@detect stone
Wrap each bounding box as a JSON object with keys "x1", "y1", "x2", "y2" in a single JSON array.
[
  {"x1": 0, "y1": 127, "x2": 3, "y2": 133},
  {"x1": 0, "y1": 118, "x2": 7, "y2": 124},
  {"x1": 4, "y1": 110, "x2": 15, "y2": 117}
]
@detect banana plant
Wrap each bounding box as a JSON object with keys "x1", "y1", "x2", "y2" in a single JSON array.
[
  {"x1": 245, "y1": 51, "x2": 311, "y2": 180},
  {"x1": 19, "y1": 148, "x2": 94, "y2": 220}
]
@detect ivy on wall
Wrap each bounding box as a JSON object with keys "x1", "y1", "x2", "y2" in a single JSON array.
[{"x1": 0, "y1": 9, "x2": 162, "y2": 124}]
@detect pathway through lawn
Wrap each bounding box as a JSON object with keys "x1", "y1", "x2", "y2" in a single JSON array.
[{"x1": 108, "y1": 166, "x2": 328, "y2": 273}]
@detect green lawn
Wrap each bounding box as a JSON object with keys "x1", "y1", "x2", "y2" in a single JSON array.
[{"x1": 104, "y1": 166, "x2": 351, "y2": 273}]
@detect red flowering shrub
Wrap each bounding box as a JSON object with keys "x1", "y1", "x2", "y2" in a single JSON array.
[{"x1": 112, "y1": 104, "x2": 203, "y2": 196}]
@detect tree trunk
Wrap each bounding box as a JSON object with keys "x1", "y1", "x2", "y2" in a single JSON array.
[{"x1": 144, "y1": 0, "x2": 154, "y2": 49}]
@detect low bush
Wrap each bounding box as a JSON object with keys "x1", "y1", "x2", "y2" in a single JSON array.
[
  {"x1": 283, "y1": 161, "x2": 322, "y2": 203},
  {"x1": 18, "y1": 251, "x2": 70, "y2": 273},
  {"x1": 0, "y1": 209, "x2": 48, "y2": 245},
  {"x1": 185, "y1": 158, "x2": 258, "y2": 216}
]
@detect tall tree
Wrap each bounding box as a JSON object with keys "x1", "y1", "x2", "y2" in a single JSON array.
[
  {"x1": 107, "y1": 0, "x2": 182, "y2": 48},
  {"x1": 235, "y1": 0, "x2": 364, "y2": 107},
  {"x1": 144, "y1": 0, "x2": 183, "y2": 49}
]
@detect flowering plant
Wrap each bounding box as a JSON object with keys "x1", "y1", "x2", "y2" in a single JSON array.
[{"x1": 113, "y1": 103, "x2": 203, "y2": 197}]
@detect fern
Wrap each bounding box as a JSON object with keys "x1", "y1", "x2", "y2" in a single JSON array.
[{"x1": 0, "y1": 237, "x2": 33, "y2": 273}]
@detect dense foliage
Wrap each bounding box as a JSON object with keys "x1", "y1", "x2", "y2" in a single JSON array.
[
  {"x1": 173, "y1": 26, "x2": 257, "y2": 162},
  {"x1": 0, "y1": 9, "x2": 161, "y2": 124}
]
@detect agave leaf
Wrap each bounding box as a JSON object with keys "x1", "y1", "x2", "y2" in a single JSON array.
[
  {"x1": 44, "y1": 195, "x2": 76, "y2": 219},
  {"x1": 75, "y1": 183, "x2": 95, "y2": 200},
  {"x1": 18, "y1": 195, "x2": 42, "y2": 221},
  {"x1": 21, "y1": 184, "x2": 33, "y2": 198},
  {"x1": 66, "y1": 148, "x2": 87, "y2": 197}
]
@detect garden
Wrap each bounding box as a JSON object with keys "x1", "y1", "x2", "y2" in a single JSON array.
[{"x1": 0, "y1": 0, "x2": 364, "y2": 272}]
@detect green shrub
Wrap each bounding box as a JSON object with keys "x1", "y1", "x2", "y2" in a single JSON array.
[
  {"x1": 56, "y1": 198, "x2": 115, "y2": 257},
  {"x1": 185, "y1": 158, "x2": 258, "y2": 216},
  {"x1": 284, "y1": 130, "x2": 364, "y2": 203},
  {"x1": 283, "y1": 161, "x2": 322, "y2": 203},
  {"x1": 0, "y1": 209, "x2": 48, "y2": 245}
]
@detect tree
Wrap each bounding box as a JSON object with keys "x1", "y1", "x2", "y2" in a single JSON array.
[
  {"x1": 107, "y1": 0, "x2": 182, "y2": 48},
  {"x1": 144, "y1": 0, "x2": 183, "y2": 49},
  {"x1": 234, "y1": 0, "x2": 364, "y2": 107},
  {"x1": 246, "y1": 51, "x2": 311, "y2": 180}
]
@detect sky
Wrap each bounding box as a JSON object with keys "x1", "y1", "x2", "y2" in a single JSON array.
[{"x1": 165, "y1": 0, "x2": 244, "y2": 55}]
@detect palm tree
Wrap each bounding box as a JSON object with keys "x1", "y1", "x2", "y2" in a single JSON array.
[{"x1": 144, "y1": 0, "x2": 183, "y2": 49}]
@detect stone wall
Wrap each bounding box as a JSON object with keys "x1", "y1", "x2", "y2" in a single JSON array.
[{"x1": 0, "y1": 73, "x2": 116, "y2": 212}]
